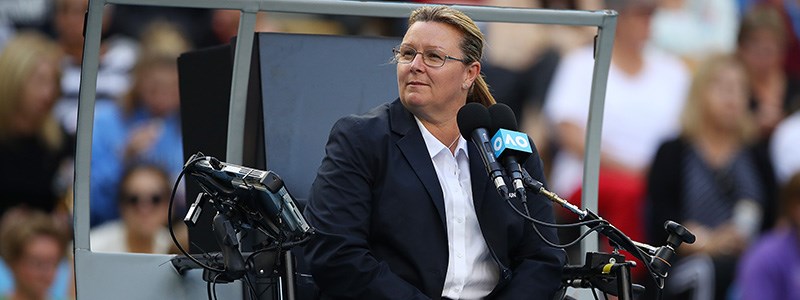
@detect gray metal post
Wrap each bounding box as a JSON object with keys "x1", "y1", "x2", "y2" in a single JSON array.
[{"x1": 581, "y1": 11, "x2": 618, "y2": 258}]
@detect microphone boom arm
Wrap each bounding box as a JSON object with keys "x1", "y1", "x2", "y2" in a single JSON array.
[{"x1": 520, "y1": 168, "x2": 587, "y2": 219}]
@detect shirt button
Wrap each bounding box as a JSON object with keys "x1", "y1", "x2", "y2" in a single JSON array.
[
  {"x1": 456, "y1": 217, "x2": 463, "y2": 223},
  {"x1": 457, "y1": 252, "x2": 463, "y2": 258}
]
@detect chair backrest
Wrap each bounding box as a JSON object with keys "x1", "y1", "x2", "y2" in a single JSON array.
[{"x1": 258, "y1": 32, "x2": 400, "y2": 201}]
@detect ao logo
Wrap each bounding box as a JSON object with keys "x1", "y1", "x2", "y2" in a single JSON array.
[{"x1": 492, "y1": 131, "x2": 529, "y2": 152}]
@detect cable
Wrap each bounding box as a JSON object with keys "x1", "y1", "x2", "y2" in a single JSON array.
[
  {"x1": 591, "y1": 287, "x2": 600, "y2": 300},
  {"x1": 505, "y1": 193, "x2": 609, "y2": 228},
  {"x1": 211, "y1": 272, "x2": 222, "y2": 300},
  {"x1": 206, "y1": 278, "x2": 212, "y2": 300},
  {"x1": 168, "y1": 154, "x2": 226, "y2": 273},
  {"x1": 242, "y1": 274, "x2": 258, "y2": 300},
  {"x1": 503, "y1": 198, "x2": 609, "y2": 248}
]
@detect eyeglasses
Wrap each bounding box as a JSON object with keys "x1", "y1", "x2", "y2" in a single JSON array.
[
  {"x1": 392, "y1": 45, "x2": 467, "y2": 68},
  {"x1": 123, "y1": 193, "x2": 164, "y2": 206}
]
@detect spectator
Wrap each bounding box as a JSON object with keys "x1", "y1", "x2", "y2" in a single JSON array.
[
  {"x1": 736, "y1": 171, "x2": 800, "y2": 300},
  {"x1": 737, "y1": 0, "x2": 800, "y2": 79},
  {"x1": 90, "y1": 164, "x2": 173, "y2": 254},
  {"x1": 646, "y1": 54, "x2": 770, "y2": 300},
  {"x1": 544, "y1": 0, "x2": 689, "y2": 251},
  {"x1": 0, "y1": 207, "x2": 70, "y2": 300},
  {"x1": 736, "y1": 5, "x2": 800, "y2": 137},
  {"x1": 51, "y1": 0, "x2": 137, "y2": 136},
  {"x1": 0, "y1": 31, "x2": 73, "y2": 221},
  {"x1": 90, "y1": 51, "x2": 184, "y2": 227}
]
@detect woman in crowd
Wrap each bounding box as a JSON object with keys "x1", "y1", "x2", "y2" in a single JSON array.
[
  {"x1": 646, "y1": 54, "x2": 772, "y2": 300},
  {"x1": 90, "y1": 52, "x2": 184, "y2": 227},
  {"x1": 90, "y1": 164, "x2": 173, "y2": 254},
  {"x1": 0, "y1": 32, "x2": 73, "y2": 222},
  {"x1": 737, "y1": 5, "x2": 800, "y2": 136},
  {"x1": 0, "y1": 208, "x2": 69, "y2": 300}
]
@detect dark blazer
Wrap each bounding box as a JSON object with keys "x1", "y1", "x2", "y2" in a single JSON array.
[{"x1": 303, "y1": 99, "x2": 566, "y2": 300}]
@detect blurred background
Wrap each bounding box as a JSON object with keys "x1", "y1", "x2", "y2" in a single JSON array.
[{"x1": 1, "y1": 0, "x2": 799, "y2": 299}]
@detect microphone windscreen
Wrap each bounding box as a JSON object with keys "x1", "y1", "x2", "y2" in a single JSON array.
[
  {"x1": 488, "y1": 103, "x2": 518, "y2": 132},
  {"x1": 457, "y1": 103, "x2": 492, "y2": 138}
]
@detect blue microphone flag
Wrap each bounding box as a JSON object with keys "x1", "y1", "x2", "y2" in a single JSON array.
[{"x1": 492, "y1": 129, "x2": 533, "y2": 159}]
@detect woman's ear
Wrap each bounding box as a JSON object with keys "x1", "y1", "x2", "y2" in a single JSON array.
[{"x1": 464, "y1": 61, "x2": 480, "y2": 89}]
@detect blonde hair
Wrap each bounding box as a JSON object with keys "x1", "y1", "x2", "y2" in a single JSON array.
[
  {"x1": 0, "y1": 31, "x2": 63, "y2": 149},
  {"x1": 408, "y1": 6, "x2": 496, "y2": 107},
  {"x1": 680, "y1": 54, "x2": 756, "y2": 143},
  {"x1": 138, "y1": 20, "x2": 192, "y2": 59}
]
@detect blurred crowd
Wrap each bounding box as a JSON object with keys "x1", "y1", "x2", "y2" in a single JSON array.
[{"x1": 0, "y1": 0, "x2": 799, "y2": 299}]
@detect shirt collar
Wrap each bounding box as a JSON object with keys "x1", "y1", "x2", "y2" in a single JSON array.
[{"x1": 414, "y1": 116, "x2": 467, "y2": 159}]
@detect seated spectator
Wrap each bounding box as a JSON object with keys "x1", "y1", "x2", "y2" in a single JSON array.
[
  {"x1": 0, "y1": 31, "x2": 73, "y2": 221},
  {"x1": 736, "y1": 5, "x2": 800, "y2": 137},
  {"x1": 737, "y1": 0, "x2": 800, "y2": 79},
  {"x1": 51, "y1": 0, "x2": 138, "y2": 136},
  {"x1": 90, "y1": 164, "x2": 173, "y2": 254},
  {"x1": 646, "y1": 54, "x2": 770, "y2": 300},
  {"x1": 0, "y1": 207, "x2": 70, "y2": 300},
  {"x1": 544, "y1": 0, "x2": 689, "y2": 263},
  {"x1": 736, "y1": 172, "x2": 800, "y2": 300},
  {"x1": 90, "y1": 52, "x2": 184, "y2": 227}
]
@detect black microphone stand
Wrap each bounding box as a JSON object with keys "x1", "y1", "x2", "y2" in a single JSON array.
[{"x1": 518, "y1": 169, "x2": 695, "y2": 300}]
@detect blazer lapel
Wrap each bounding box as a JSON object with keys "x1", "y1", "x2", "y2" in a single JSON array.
[{"x1": 389, "y1": 100, "x2": 447, "y2": 228}]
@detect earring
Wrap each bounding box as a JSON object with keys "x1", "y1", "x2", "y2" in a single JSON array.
[{"x1": 462, "y1": 83, "x2": 469, "y2": 90}]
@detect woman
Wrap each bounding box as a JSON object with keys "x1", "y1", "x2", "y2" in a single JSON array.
[
  {"x1": 90, "y1": 164, "x2": 173, "y2": 254},
  {"x1": 646, "y1": 54, "x2": 772, "y2": 300},
  {"x1": 737, "y1": 5, "x2": 800, "y2": 136},
  {"x1": 0, "y1": 208, "x2": 69, "y2": 300},
  {"x1": 90, "y1": 52, "x2": 184, "y2": 227},
  {"x1": 303, "y1": 6, "x2": 565, "y2": 300},
  {"x1": 0, "y1": 32, "x2": 73, "y2": 221}
]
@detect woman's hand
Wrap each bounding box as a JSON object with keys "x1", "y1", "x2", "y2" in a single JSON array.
[
  {"x1": 124, "y1": 120, "x2": 163, "y2": 159},
  {"x1": 681, "y1": 222, "x2": 747, "y2": 257}
]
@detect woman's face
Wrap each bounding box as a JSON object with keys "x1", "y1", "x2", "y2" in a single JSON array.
[
  {"x1": 139, "y1": 65, "x2": 180, "y2": 117},
  {"x1": 120, "y1": 168, "x2": 170, "y2": 242},
  {"x1": 704, "y1": 63, "x2": 748, "y2": 130},
  {"x1": 397, "y1": 21, "x2": 478, "y2": 120},
  {"x1": 10, "y1": 235, "x2": 62, "y2": 299},
  {"x1": 739, "y1": 28, "x2": 784, "y2": 75},
  {"x1": 18, "y1": 59, "x2": 59, "y2": 125}
]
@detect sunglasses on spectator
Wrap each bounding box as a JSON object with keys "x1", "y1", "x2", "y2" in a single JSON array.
[{"x1": 123, "y1": 193, "x2": 164, "y2": 206}]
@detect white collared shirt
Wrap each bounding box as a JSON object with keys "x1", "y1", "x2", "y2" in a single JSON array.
[{"x1": 415, "y1": 117, "x2": 499, "y2": 300}]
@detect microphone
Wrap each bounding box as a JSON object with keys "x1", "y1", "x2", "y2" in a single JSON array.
[
  {"x1": 488, "y1": 103, "x2": 533, "y2": 195},
  {"x1": 457, "y1": 103, "x2": 510, "y2": 199}
]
